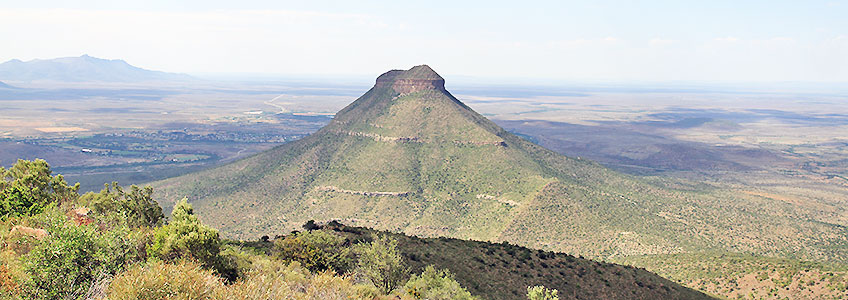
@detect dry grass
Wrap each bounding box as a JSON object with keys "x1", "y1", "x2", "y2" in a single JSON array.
[
  {"x1": 107, "y1": 260, "x2": 222, "y2": 300},
  {"x1": 106, "y1": 258, "x2": 391, "y2": 300}
]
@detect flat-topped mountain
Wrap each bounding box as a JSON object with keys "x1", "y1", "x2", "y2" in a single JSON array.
[
  {"x1": 154, "y1": 65, "x2": 848, "y2": 264},
  {"x1": 375, "y1": 65, "x2": 446, "y2": 92},
  {"x1": 0, "y1": 54, "x2": 193, "y2": 82}
]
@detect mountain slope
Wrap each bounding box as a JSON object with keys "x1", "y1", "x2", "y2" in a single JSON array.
[
  {"x1": 0, "y1": 80, "x2": 14, "y2": 89},
  {"x1": 154, "y1": 65, "x2": 848, "y2": 264},
  {"x1": 241, "y1": 223, "x2": 713, "y2": 300},
  {"x1": 613, "y1": 252, "x2": 848, "y2": 300},
  {"x1": 0, "y1": 55, "x2": 193, "y2": 82}
]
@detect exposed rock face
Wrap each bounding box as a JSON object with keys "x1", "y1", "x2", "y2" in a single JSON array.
[
  {"x1": 70, "y1": 207, "x2": 95, "y2": 225},
  {"x1": 316, "y1": 185, "x2": 409, "y2": 197},
  {"x1": 375, "y1": 64, "x2": 446, "y2": 93},
  {"x1": 10, "y1": 226, "x2": 48, "y2": 240}
]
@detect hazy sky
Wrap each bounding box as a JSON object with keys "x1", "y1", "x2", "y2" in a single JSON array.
[{"x1": 1, "y1": 0, "x2": 846, "y2": 82}]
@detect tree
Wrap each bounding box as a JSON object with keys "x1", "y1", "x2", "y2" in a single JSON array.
[
  {"x1": 527, "y1": 285, "x2": 559, "y2": 300},
  {"x1": 355, "y1": 234, "x2": 409, "y2": 294},
  {"x1": 79, "y1": 182, "x2": 164, "y2": 228},
  {"x1": 147, "y1": 198, "x2": 220, "y2": 269},
  {"x1": 0, "y1": 159, "x2": 79, "y2": 219},
  {"x1": 403, "y1": 265, "x2": 477, "y2": 300}
]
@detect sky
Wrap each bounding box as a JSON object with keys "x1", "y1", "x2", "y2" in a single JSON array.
[{"x1": 1, "y1": 0, "x2": 846, "y2": 82}]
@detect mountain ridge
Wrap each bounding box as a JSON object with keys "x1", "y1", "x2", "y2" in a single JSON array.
[{"x1": 0, "y1": 54, "x2": 194, "y2": 82}]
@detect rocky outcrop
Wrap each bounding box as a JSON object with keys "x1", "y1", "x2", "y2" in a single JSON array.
[
  {"x1": 476, "y1": 194, "x2": 521, "y2": 206},
  {"x1": 69, "y1": 207, "x2": 95, "y2": 225},
  {"x1": 341, "y1": 130, "x2": 506, "y2": 147},
  {"x1": 454, "y1": 140, "x2": 507, "y2": 147},
  {"x1": 316, "y1": 185, "x2": 409, "y2": 197},
  {"x1": 343, "y1": 131, "x2": 421, "y2": 143},
  {"x1": 10, "y1": 226, "x2": 48, "y2": 240},
  {"x1": 375, "y1": 65, "x2": 445, "y2": 94}
]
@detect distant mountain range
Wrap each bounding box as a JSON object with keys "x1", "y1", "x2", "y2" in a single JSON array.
[
  {"x1": 0, "y1": 80, "x2": 14, "y2": 88},
  {"x1": 0, "y1": 55, "x2": 194, "y2": 82}
]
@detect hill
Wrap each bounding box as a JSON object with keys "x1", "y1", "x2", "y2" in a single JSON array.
[
  {"x1": 0, "y1": 81, "x2": 14, "y2": 89},
  {"x1": 0, "y1": 158, "x2": 709, "y2": 300},
  {"x1": 0, "y1": 54, "x2": 194, "y2": 82},
  {"x1": 244, "y1": 222, "x2": 714, "y2": 300},
  {"x1": 154, "y1": 65, "x2": 848, "y2": 265}
]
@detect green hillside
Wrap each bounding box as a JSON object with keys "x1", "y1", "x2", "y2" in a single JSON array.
[
  {"x1": 0, "y1": 158, "x2": 708, "y2": 300},
  {"x1": 153, "y1": 65, "x2": 848, "y2": 265}
]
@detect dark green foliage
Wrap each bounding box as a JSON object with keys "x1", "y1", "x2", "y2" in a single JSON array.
[
  {"x1": 79, "y1": 182, "x2": 164, "y2": 228},
  {"x1": 302, "y1": 220, "x2": 320, "y2": 230},
  {"x1": 273, "y1": 229, "x2": 352, "y2": 273},
  {"x1": 0, "y1": 159, "x2": 79, "y2": 219}
]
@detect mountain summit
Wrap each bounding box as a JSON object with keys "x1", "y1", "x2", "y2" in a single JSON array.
[
  {"x1": 154, "y1": 65, "x2": 848, "y2": 262},
  {"x1": 375, "y1": 65, "x2": 445, "y2": 92},
  {"x1": 0, "y1": 55, "x2": 193, "y2": 82}
]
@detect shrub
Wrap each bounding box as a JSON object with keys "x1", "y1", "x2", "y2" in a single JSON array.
[
  {"x1": 355, "y1": 234, "x2": 409, "y2": 294},
  {"x1": 274, "y1": 230, "x2": 352, "y2": 273},
  {"x1": 79, "y1": 182, "x2": 164, "y2": 228},
  {"x1": 0, "y1": 159, "x2": 79, "y2": 219},
  {"x1": 23, "y1": 214, "x2": 137, "y2": 300},
  {"x1": 215, "y1": 244, "x2": 254, "y2": 282},
  {"x1": 527, "y1": 285, "x2": 559, "y2": 300},
  {"x1": 147, "y1": 198, "x2": 229, "y2": 277},
  {"x1": 107, "y1": 260, "x2": 221, "y2": 300},
  {"x1": 403, "y1": 265, "x2": 477, "y2": 300}
]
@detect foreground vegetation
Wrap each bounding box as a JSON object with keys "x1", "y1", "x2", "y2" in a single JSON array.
[
  {"x1": 1, "y1": 159, "x2": 710, "y2": 299},
  {"x1": 0, "y1": 159, "x2": 472, "y2": 299}
]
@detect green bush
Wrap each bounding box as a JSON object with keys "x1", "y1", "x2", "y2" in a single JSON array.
[
  {"x1": 79, "y1": 182, "x2": 164, "y2": 228},
  {"x1": 23, "y1": 211, "x2": 137, "y2": 300},
  {"x1": 403, "y1": 265, "x2": 477, "y2": 300},
  {"x1": 355, "y1": 234, "x2": 409, "y2": 295},
  {"x1": 147, "y1": 198, "x2": 223, "y2": 273},
  {"x1": 0, "y1": 159, "x2": 79, "y2": 219},
  {"x1": 527, "y1": 285, "x2": 559, "y2": 300},
  {"x1": 215, "y1": 244, "x2": 254, "y2": 282},
  {"x1": 274, "y1": 230, "x2": 352, "y2": 273}
]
